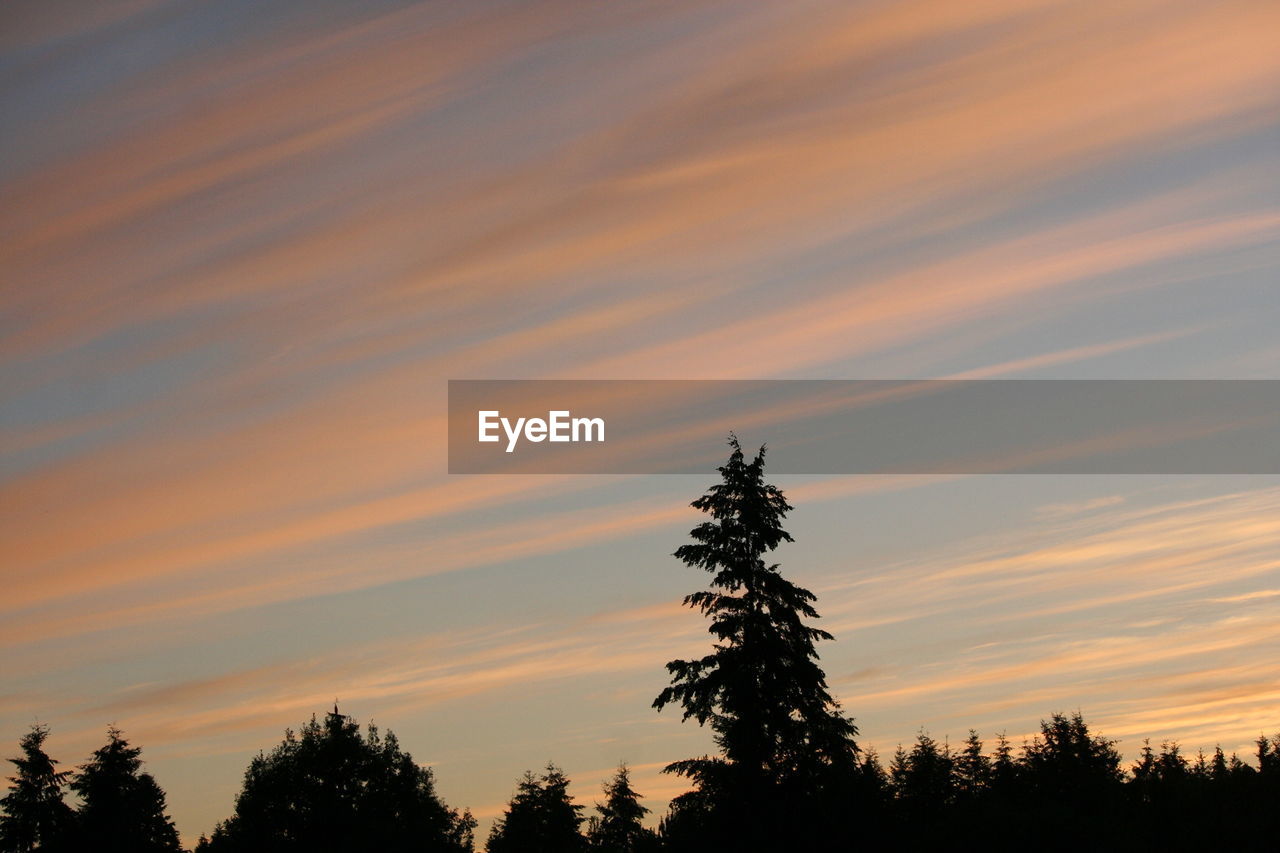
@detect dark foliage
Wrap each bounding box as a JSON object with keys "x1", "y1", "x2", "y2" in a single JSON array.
[
  {"x1": 8, "y1": 718, "x2": 1276, "y2": 852},
  {"x1": 0, "y1": 725, "x2": 73, "y2": 853},
  {"x1": 655, "y1": 437, "x2": 862, "y2": 850},
  {"x1": 586, "y1": 765, "x2": 657, "y2": 853},
  {"x1": 487, "y1": 764, "x2": 584, "y2": 853},
  {"x1": 203, "y1": 707, "x2": 473, "y2": 853},
  {"x1": 824, "y1": 719, "x2": 1280, "y2": 852},
  {"x1": 71, "y1": 726, "x2": 182, "y2": 853}
]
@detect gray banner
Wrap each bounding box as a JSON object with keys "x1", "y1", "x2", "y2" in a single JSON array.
[{"x1": 447, "y1": 380, "x2": 1280, "y2": 474}]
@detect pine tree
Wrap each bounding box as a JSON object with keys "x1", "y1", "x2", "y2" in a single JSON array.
[
  {"x1": 1018, "y1": 712, "x2": 1122, "y2": 846},
  {"x1": 951, "y1": 731, "x2": 991, "y2": 846},
  {"x1": 0, "y1": 725, "x2": 74, "y2": 853},
  {"x1": 1209, "y1": 746, "x2": 1229, "y2": 782},
  {"x1": 954, "y1": 730, "x2": 991, "y2": 800},
  {"x1": 1256, "y1": 733, "x2": 1280, "y2": 776},
  {"x1": 894, "y1": 733, "x2": 955, "y2": 847},
  {"x1": 1154, "y1": 741, "x2": 1189, "y2": 784},
  {"x1": 857, "y1": 748, "x2": 890, "y2": 803},
  {"x1": 70, "y1": 727, "x2": 180, "y2": 853},
  {"x1": 888, "y1": 745, "x2": 910, "y2": 799},
  {"x1": 1254, "y1": 733, "x2": 1280, "y2": 837},
  {"x1": 899, "y1": 732, "x2": 955, "y2": 811},
  {"x1": 487, "y1": 764, "x2": 584, "y2": 853},
  {"x1": 653, "y1": 437, "x2": 859, "y2": 848},
  {"x1": 1228, "y1": 752, "x2": 1251, "y2": 774},
  {"x1": 1191, "y1": 748, "x2": 1209, "y2": 781},
  {"x1": 990, "y1": 732, "x2": 1017, "y2": 791},
  {"x1": 586, "y1": 765, "x2": 655, "y2": 853},
  {"x1": 1131, "y1": 739, "x2": 1157, "y2": 805},
  {"x1": 1020, "y1": 712, "x2": 1122, "y2": 796}
]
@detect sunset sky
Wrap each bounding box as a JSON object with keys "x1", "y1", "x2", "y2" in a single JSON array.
[{"x1": 3, "y1": 0, "x2": 1280, "y2": 846}]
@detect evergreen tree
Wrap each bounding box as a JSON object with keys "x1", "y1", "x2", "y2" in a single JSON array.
[
  {"x1": 1198, "y1": 744, "x2": 1263, "y2": 850},
  {"x1": 0, "y1": 726, "x2": 74, "y2": 853},
  {"x1": 653, "y1": 437, "x2": 859, "y2": 848},
  {"x1": 1226, "y1": 751, "x2": 1253, "y2": 778},
  {"x1": 1256, "y1": 733, "x2": 1280, "y2": 777},
  {"x1": 857, "y1": 748, "x2": 890, "y2": 805},
  {"x1": 487, "y1": 764, "x2": 584, "y2": 853},
  {"x1": 586, "y1": 765, "x2": 655, "y2": 853},
  {"x1": 1130, "y1": 739, "x2": 1157, "y2": 805},
  {"x1": 1018, "y1": 712, "x2": 1122, "y2": 846},
  {"x1": 1209, "y1": 746, "x2": 1229, "y2": 782},
  {"x1": 989, "y1": 731, "x2": 1017, "y2": 795},
  {"x1": 1020, "y1": 713, "x2": 1122, "y2": 794},
  {"x1": 888, "y1": 745, "x2": 910, "y2": 798},
  {"x1": 894, "y1": 730, "x2": 954, "y2": 848},
  {"x1": 1190, "y1": 748, "x2": 1209, "y2": 782},
  {"x1": 899, "y1": 732, "x2": 954, "y2": 809},
  {"x1": 206, "y1": 707, "x2": 472, "y2": 853},
  {"x1": 954, "y1": 730, "x2": 991, "y2": 800},
  {"x1": 1254, "y1": 733, "x2": 1280, "y2": 843},
  {"x1": 948, "y1": 731, "x2": 992, "y2": 845},
  {"x1": 1154, "y1": 741, "x2": 1189, "y2": 786},
  {"x1": 70, "y1": 727, "x2": 180, "y2": 853}
]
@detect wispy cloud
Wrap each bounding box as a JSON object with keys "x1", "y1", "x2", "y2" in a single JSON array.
[{"x1": 2, "y1": 0, "x2": 1278, "y2": 845}]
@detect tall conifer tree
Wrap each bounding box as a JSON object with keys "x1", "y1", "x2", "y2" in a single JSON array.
[
  {"x1": 0, "y1": 725, "x2": 73, "y2": 853},
  {"x1": 654, "y1": 436, "x2": 858, "y2": 847},
  {"x1": 587, "y1": 765, "x2": 655, "y2": 853},
  {"x1": 487, "y1": 764, "x2": 584, "y2": 853},
  {"x1": 71, "y1": 727, "x2": 180, "y2": 853}
]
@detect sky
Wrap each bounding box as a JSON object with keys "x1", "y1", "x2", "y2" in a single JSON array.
[{"x1": 2, "y1": 0, "x2": 1279, "y2": 846}]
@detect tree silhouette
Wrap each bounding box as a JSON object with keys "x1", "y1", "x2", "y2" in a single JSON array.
[
  {"x1": 205, "y1": 707, "x2": 473, "y2": 852},
  {"x1": 1016, "y1": 712, "x2": 1123, "y2": 847},
  {"x1": 586, "y1": 765, "x2": 656, "y2": 853},
  {"x1": 1130, "y1": 738, "x2": 1158, "y2": 804},
  {"x1": 898, "y1": 731, "x2": 955, "y2": 809},
  {"x1": 890, "y1": 732, "x2": 956, "y2": 847},
  {"x1": 70, "y1": 726, "x2": 181, "y2": 853},
  {"x1": 0, "y1": 725, "x2": 74, "y2": 853},
  {"x1": 1021, "y1": 712, "x2": 1123, "y2": 795},
  {"x1": 954, "y1": 730, "x2": 991, "y2": 801},
  {"x1": 487, "y1": 764, "x2": 584, "y2": 853},
  {"x1": 653, "y1": 436, "x2": 859, "y2": 849},
  {"x1": 855, "y1": 747, "x2": 890, "y2": 809}
]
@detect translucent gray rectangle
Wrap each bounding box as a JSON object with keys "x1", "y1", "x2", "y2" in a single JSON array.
[{"x1": 447, "y1": 380, "x2": 1280, "y2": 474}]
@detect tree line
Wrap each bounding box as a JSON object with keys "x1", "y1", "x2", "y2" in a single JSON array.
[{"x1": 4, "y1": 439, "x2": 1277, "y2": 851}]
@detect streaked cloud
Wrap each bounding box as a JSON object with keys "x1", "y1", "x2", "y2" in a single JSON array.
[{"x1": 2, "y1": 0, "x2": 1278, "y2": 845}]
